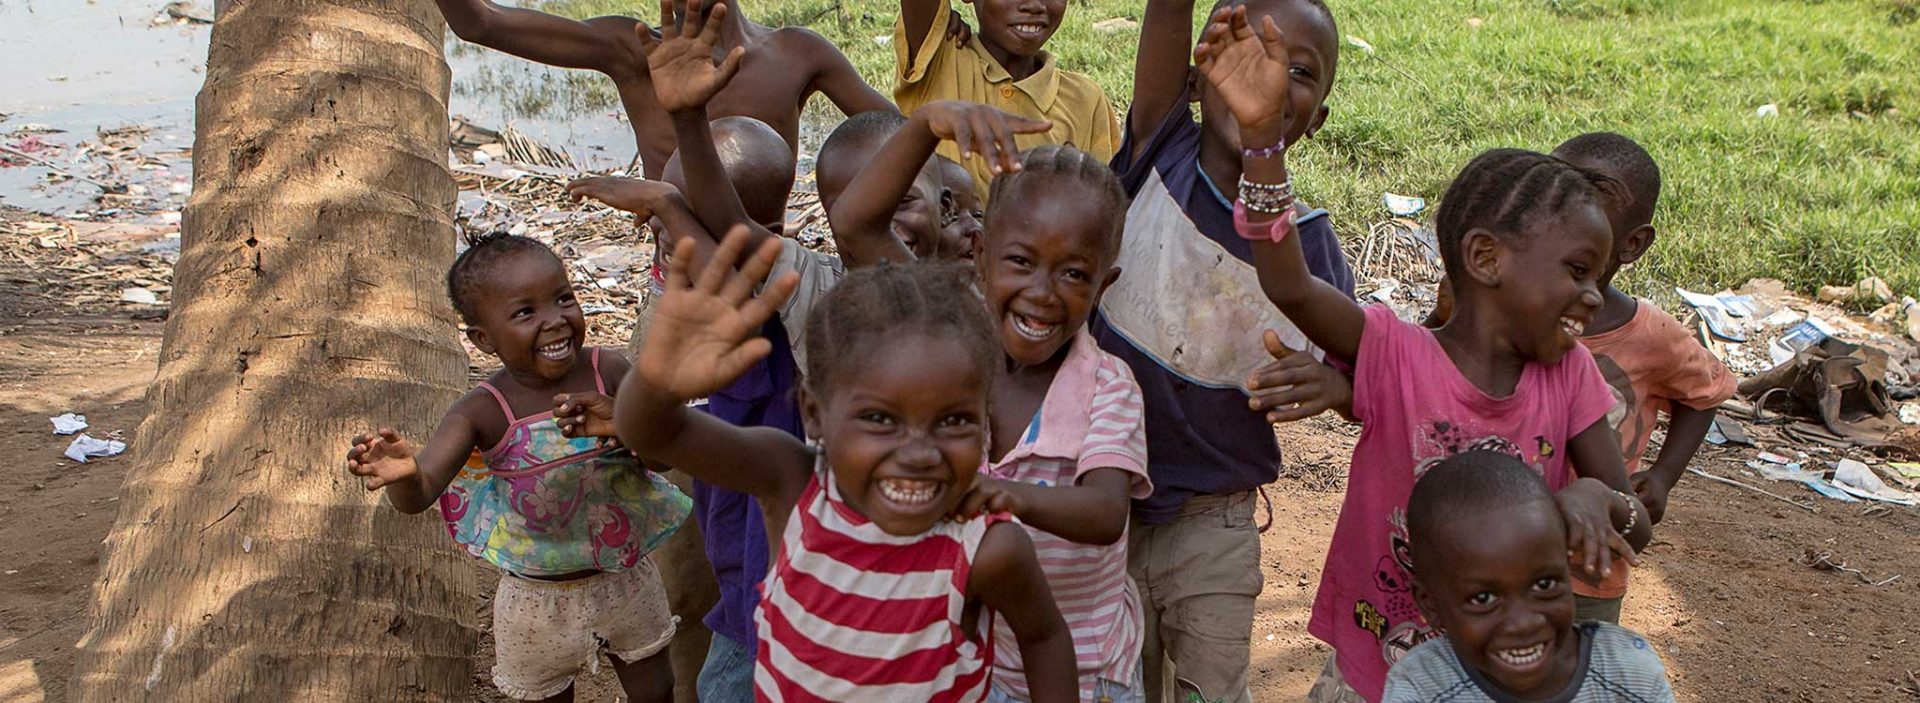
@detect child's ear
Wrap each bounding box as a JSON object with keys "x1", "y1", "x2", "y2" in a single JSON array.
[
  {"x1": 1098, "y1": 265, "x2": 1122, "y2": 297},
  {"x1": 1616, "y1": 224, "x2": 1656, "y2": 266},
  {"x1": 1462, "y1": 229, "x2": 1503, "y2": 287},
  {"x1": 1304, "y1": 104, "x2": 1332, "y2": 140},
  {"x1": 465, "y1": 327, "x2": 497, "y2": 356},
  {"x1": 798, "y1": 385, "x2": 823, "y2": 440},
  {"x1": 1411, "y1": 579, "x2": 1439, "y2": 625}
]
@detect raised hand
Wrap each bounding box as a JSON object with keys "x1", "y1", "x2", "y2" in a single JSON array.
[
  {"x1": 555, "y1": 391, "x2": 620, "y2": 439},
  {"x1": 1192, "y1": 5, "x2": 1295, "y2": 140},
  {"x1": 1247, "y1": 329, "x2": 1352, "y2": 423},
  {"x1": 346, "y1": 428, "x2": 420, "y2": 492},
  {"x1": 568, "y1": 175, "x2": 680, "y2": 220},
  {"x1": 636, "y1": 0, "x2": 745, "y2": 114},
  {"x1": 916, "y1": 100, "x2": 1052, "y2": 176},
  {"x1": 638, "y1": 227, "x2": 798, "y2": 400}
]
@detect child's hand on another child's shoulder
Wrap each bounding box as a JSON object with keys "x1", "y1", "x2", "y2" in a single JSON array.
[
  {"x1": 636, "y1": 0, "x2": 745, "y2": 114},
  {"x1": 568, "y1": 176, "x2": 680, "y2": 219},
  {"x1": 345, "y1": 429, "x2": 419, "y2": 491},
  {"x1": 1192, "y1": 5, "x2": 1296, "y2": 141},
  {"x1": 1248, "y1": 329, "x2": 1354, "y2": 422},
  {"x1": 953, "y1": 476, "x2": 1029, "y2": 520},
  {"x1": 1555, "y1": 478, "x2": 1642, "y2": 581},
  {"x1": 555, "y1": 392, "x2": 620, "y2": 441},
  {"x1": 915, "y1": 101, "x2": 1052, "y2": 176}
]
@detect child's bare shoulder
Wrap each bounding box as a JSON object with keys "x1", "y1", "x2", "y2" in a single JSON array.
[{"x1": 758, "y1": 25, "x2": 858, "y2": 67}]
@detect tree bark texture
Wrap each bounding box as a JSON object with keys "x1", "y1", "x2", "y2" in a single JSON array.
[{"x1": 69, "y1": 0, "x2": 478, "y2": 699}]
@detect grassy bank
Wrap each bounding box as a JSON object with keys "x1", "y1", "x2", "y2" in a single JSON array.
[{"x1": 540, "y1": 0, "x2": 1920, "y2": 297}]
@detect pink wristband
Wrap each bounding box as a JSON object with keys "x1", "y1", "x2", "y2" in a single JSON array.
[{"x1": 1233, "y1": 200, "x2": 1296, "y2": 243}]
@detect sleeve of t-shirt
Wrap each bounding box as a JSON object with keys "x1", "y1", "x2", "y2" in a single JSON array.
[
  {"x1": 1380, "y1": 640, "x2": 1469, "y2": 703},
  {"x1": 1559, "y1": 342, "x2": 1618, "y2": 439},
  {"x1": 1110, "y1": 87, "x2": 1196, "y2": 196},
  {"x1": 1351, "y1": 305, "x2": 1413, "y2": 424},
  {"x1": 1077, "y1": 354, "x2": 1153, "y2": 499},
  {"x1": 1594, "y1": 623, "x2": 1680, "y2": 703},
  {"x1": 1085, "y1": 90, "x2": 1122, "y2": 165},
  {"x1": 1643, "y1": 305, "x2": 1737, "y2": 411},
  {"x1": 893, "y1": 2, "x2": 951, "y2": 86}
]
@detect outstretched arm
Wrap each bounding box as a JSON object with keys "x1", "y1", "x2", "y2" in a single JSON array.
[
  {"x1": 1562, "y1": 420, "x2": 1652, "y2": 581},
  {"x1": 615, "y1": 230, "x2": 813, "y2": 502},
  {"x1": 345, "y1": 404, "x2": 483, "y2": 514},
  {"x1": 434, "y1": 0, "x2": 643, "y2": 78},
  {"x1": 829, "y1": 101, "x2": 1049, "y2": 268},
  {"x1": 1632, "y1": 404, "x2": 1717, "y2": 524},
  {"x1": 567, "y1": 175, "x2": 722, "y2": 275},
  {"x1": 971, "y1": 522, "x2": 1077, "y2": 703},
  {"x1": 899, "y1": 0, "x2": 946, "y2": 68},
  {"x1": 1193, "y1": 7, "x2": 1364, "y2": 362},
  {"x1": 958, "y1": 470, "x2": 1133, "y2": 545},
  {"x1": 637, "y1": 0, "x2": 779, "y2": 260},
  {"x1": 796, "y1": 31, "x2": 899, "y2": 116},
  {"x1": 1129, "y1": 0, "x2": 1200, "y2": 153}
]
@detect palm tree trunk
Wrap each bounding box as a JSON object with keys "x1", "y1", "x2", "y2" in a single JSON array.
[{"x1": 68, "y1": 0, "x2": 478, "y2": 699}]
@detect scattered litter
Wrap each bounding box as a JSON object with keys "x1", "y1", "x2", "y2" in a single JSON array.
[
  {"x1": 1346, "y1": 35, "x2": 1375, "y2": 53},
  {"x1": 162, "y1": 1, "x2": 214, "y2": 24},
  {"x1": 120, "y1": 287, "x2": 160, "y2": 305},
  {"x1": 1676, "y1": 287, "x2": 1751, "y2": 341},
  {"x1": 1687, "y1": 467, "x2": 1815, "y2": 511},
  {"x1": 1092, "y1": 17, "x2": 1138, "y2": 32},
  {"x1": 64, "y1": 434, "x2": 128, "y2": 463},
  {"x1": 50, "y1": 413, "x2": 89, "y2": 435},
  {"x1": 1382, "y1": 192, "x2": 1425, "y2": 216},
  {"x1": 1704, "y1": 415, "x2": 1752, "y2": 446},
  {"x1": 1465, "y1": 16, "x2": 1485, "y2": 28},
  {"x1": 1797, "y1": 548, "x2": 1900, "y2": 586},
  {"x1": 1756, "y1": 103, "x2": 1779, "y2": 118},
  {"x1": 1831, "y1": 459, "x2": 1918, "y2": 505}
]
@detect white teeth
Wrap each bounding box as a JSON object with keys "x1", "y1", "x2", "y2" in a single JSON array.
[
  {"x1": 1011, "y1": 314, "x2": 1056, "y2": 342},
  {"x1": 1494, "y1": 643, "x2": 1546, "y2": 667},
  {"x1": 537, "y1": 340, "x2": 571, "y2": 360},
  {"x1": 879, "y1": 478, "x2": 939, "y2": 506},
  {"x1": 1560, "y1": 317, "x2": 1585, "y2": 336}
]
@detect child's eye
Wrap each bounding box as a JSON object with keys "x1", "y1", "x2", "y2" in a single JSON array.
[
  {"x1": 937, "y1": 413, "x2": 978, "y2": 429},
  {"x1": 1569, "y1": 263, "x2": 1591, "y2": 278},
  {"x1": 1533, "y1": 576, "x2": 1562, "y2": 592},
  {"x1": 1005, "y1": 255, "x2": 1033, "y2": 269},
  {"x1": 857, "y1": 411, "x2": 896, "y2": 427},
  {"x1": 512, "y1": 307, "x2": 535, "y2": 318},
  {"x1": 1468, "y1": 591, "x2": 1496, "y2": 607},
  {"x1": 558, "y1": 293, "x2": 577, "y2": 306},
  {"x1": 1290, "y1": 65, "x2": 1313, "y2": 78},
  {"x1": 1063, "y1": 267, "x2": 1090, "y2": 282}
]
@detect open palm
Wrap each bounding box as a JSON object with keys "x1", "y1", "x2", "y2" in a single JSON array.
[
  {"x1": 638, "y1": 228, "x2": 798, "y2": 399},
  {"x1": 345, "y1": 429, "x2": 419, "y2": 491},
  {"x1": 1193, "y1": 6, "x2": 1295, "y2": 138},
  {"x1": 638, "y1": 0, "x2": 745, "y2": 114}
]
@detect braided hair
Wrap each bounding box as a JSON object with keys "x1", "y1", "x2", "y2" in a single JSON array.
[
  {"x1": 984, "y1": 145, "x2": 1131, "y2": 265},
  {"x1": 801, "y1": 261, "x2": 998, "y2": 400},
  {"x1": 445, "y1": 231, "x2": 561, "y2": 324},
  {"x1": 1434, "y1": 148, "x2": 1626, "y2": 283}
]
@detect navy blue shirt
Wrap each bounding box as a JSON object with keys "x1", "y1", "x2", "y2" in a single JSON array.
[
  {"x1": 694, "y1": 320, "x2": 801, "y2": 648},
  {"x1": 1095, "y1": 97, "x2": 1355, "y2": 523}
]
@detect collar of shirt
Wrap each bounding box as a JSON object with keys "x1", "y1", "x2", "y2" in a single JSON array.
[
  {"x1": 966, "y1": 38, "x2": 1060, "y2": 114},
  {"x1": 992, "y1": 327, "x2": 1104, "y2": 468}
]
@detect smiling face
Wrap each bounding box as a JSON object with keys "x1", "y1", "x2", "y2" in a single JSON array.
[
  {"x1": 803, "y1": 333, "x2": 990, "y2": 535},
  {"x1": 976, "y1": 181, "x2": 1118, "y2": 368},
  {"x1": 971, "y1": 0, "x2": 1066, "y2": 60},
  {"x1": 938, "y1": 160, "x2": 984, "y2": 260},
  {"x1": 1486, "y1": 202, "x2": 1611, "y2": 364},
  {"x1": 1196, "y1": 0, "x2": 1338, "y2": 154},
  {"x1": 1414, "y1": 498, "x2": 1580, "y2": 698},
  {"x1": 464, "y1": 250, "x2": 587, "y2": 382},
  {"x1": 891, "y1": 166, "x2": 946, "y2": 260}
]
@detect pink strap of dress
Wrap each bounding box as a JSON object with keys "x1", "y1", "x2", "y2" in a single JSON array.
[
  {"x1": 476, "y1": 347, "x2": 605, "y2": 425},
  {"x1": 476, "y1": 382, "x2": 518, "y2": 424}
]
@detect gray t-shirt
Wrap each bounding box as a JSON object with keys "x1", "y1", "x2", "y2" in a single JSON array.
[
  {"x1": 1382, "y1": 622, "x2": 1676, "y2": 703},
  {"x1": 767, "y1": 238, "x2": 845, "y2": 375}
]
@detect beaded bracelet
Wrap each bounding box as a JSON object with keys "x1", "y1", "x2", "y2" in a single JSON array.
[
  {"x1": 1242, "y1": 137, "x2": 1287, "y2": 160},
  {"x1": 1238, "y1": 177, "x2": 1295, "y2": 215},
  {"x1": 1233, "y1": 200, "x2": 1295, "y2": 243},
  {"x1": 1613, "y1": 489, "x2": 1638, "y2": 538}
]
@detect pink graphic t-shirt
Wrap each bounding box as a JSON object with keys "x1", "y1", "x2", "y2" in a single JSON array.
[{"x1": 1308, "y1": 306, "x2": 1615, "y2": 701}]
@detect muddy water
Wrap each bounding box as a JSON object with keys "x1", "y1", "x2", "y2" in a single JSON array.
[{"x1": 0, "y1": 0, "x2": 757, "y2": 214}]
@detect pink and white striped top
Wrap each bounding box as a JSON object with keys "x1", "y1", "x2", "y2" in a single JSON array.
[
  {"x1": 986, "y1": 329, "x2": 1152, "y2": 700},
  {"x1": 755, "y1": 463, "x2": 1003, "y2": 702}
]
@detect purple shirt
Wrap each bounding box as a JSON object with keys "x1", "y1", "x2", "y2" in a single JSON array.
[
  {"x1": 1094, "y1": 95, "x2": 1355, "y2": 524},
  {"x1": 695, "y1": 319, "x2": 801, "y2": 648}
]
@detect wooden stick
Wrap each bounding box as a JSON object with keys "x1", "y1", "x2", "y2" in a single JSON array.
[{"x1": 1687, "y1": 467, "x2": 1817, "y2": 511}]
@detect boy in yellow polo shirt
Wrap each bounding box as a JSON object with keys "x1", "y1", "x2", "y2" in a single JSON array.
[{"x1": 895, "y1": 0, "x2": 1120, "y2": 200}]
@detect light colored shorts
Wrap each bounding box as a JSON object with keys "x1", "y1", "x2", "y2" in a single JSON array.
[{"x1": 491, "y1": 558, "x2": 677, "y2": 700}]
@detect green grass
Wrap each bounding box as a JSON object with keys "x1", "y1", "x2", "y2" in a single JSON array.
[{"x1": 541, "y1": 0, "x2": 1920, "y2": 297}]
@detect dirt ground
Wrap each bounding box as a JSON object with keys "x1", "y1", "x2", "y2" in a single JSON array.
[{"x1": 3, "y1": 263, "x2": 1918, "y2": 701}]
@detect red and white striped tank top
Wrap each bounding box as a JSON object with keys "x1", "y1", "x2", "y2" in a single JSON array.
[{"x1": 754, "y1": 464, "x2": 1000, "y2": 702}]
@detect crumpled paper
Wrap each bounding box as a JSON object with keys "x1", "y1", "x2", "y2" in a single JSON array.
[
  {"x1": 64, "y1": 434, "x2": 126, "y2": 463},
  {"x1": 50, "y1": 413, "x2": 88, "y2": 435}
]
